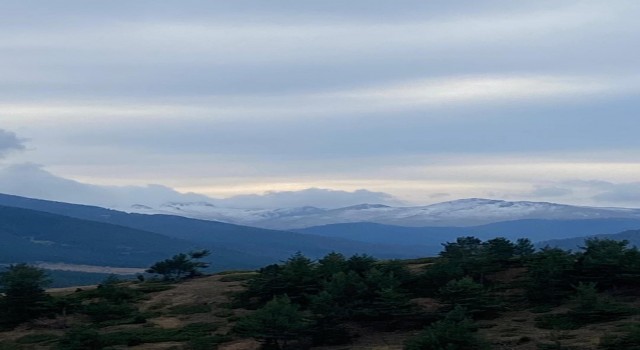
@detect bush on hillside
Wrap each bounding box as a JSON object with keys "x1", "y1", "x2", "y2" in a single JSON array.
[{"x1": 404, "y1": 306, "x2": 489, "y2": 350}]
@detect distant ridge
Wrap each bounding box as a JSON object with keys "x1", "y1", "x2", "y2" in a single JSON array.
[
  {"x1": 125, "y1": 197, "x2": 640, "y2": 229},
  {"x1": 3, "y1": 192, "x2": 640, "y2": 274},
  {"x1": 295, "y1": 219, "x2": 640, "y2": 247},
  {"x1": 0, "y1": 193, "x2": 427, "y2": 268},
  {"x1": 0, "y1": 204, "x2": 197, "y2": 267},
  {"x1": 538, "y1": 229, "x2": 640, "y2": 251}
]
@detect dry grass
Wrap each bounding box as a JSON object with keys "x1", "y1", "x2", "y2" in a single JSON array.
[{"x1": 2, "y1": 269, "x2": 639, "y2": 350}]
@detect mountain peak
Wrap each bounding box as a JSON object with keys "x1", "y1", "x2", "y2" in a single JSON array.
[{"x1": 118, "y1": 197, "x2": 640, "y2": 230}]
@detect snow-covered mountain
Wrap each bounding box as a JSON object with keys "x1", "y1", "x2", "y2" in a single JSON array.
[{"x1": 123, "y1": 198, "x2": 640, "y2": 230}]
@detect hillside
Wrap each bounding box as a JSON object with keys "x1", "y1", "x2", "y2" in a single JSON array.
[
  {"x1": 0, "y1": 205, "x2": 201, "y2": 268},
  {"x1": 297, "y1": 218, "x2": 640, "y2": 248},
  {"x1": 2, "y1": 237, "x2": 640, "y2": 349},
  {"x1": 0, "y1": 193, "x2": 426, "y2": 268},
  {"x1": 539, "y1": 228, "x2": 640, "y2": 251}
]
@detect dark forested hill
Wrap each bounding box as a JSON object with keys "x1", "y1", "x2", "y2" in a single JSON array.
[{"x1": 0, "y1": 205, "x2": 201, "y2": 267}]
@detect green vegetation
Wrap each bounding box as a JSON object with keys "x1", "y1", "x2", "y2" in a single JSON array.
[
  {"x1": 234, "y1": 252, "x2": 424, "y2": 347},
  {"x1": 227, "y1": 237, "x2": 640, "y2": 348},
  {"x1": 404, "y1": 306, "x2": 489, "y2": 350},
  {"x1": 600, "y1": 324, "x2": 640, "y2": 349},
  {"x1": 73, "y1": 276, "x2": 148, "y2": 325},
  {"x1": 3, "y1": 236, "x2": 640, "y2": 349},
  {"x1": 0, "y1": 263, "x2": 51, "y2": 328},
  {"x1": 56, "y1": 323, "x2": 225, "y2": 349},
  {"x1": 235, "y1": 295, "x2": 310, "y2": 348},
  {"x1": 535, "y1": 282, "x2": 633, "y2": 330},
  {"x1": 146, "y1": 249, "x2": 211, "y2": 280}
]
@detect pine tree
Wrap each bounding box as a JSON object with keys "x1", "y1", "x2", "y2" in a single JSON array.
[
  {"x1": 235, "y1": 295, "x2": 310, "y2": 349},
  {"x1": 0, "y1": 263, "x2": 51, "y2": 327}
]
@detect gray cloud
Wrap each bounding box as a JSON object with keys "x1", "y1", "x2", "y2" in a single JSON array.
[
  {"x1": 528, "y1": 186, "x2": 574, "y2": 198},
  {"x1": 590, "y1": 182, "x2": 640, "y2": 206},
  {"x1": 514, "y1": 180, "x2": 640, "y2": 207},
  {"x1": 0, "y1": 163, "x2": 210, "y2": 208},
  {"x1": 2, "y1": 1, "x2": 640, "y2": 207},
  {"x1": 0, "y1": 129, "x2": 25, "y2": 157},
  {"x1": 220, "y1": 188, "x2": 405, "y2": 209},
  {"x1": 0, "y1": 164, "x2": 404, "y2": 209}
]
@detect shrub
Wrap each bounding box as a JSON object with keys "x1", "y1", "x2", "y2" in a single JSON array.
[
  {"x1": 84, "y1": 301, "x2": 136, "y2": 321},
  {"x1": 437, "y1": 277, "x2": 501, "y2": 317},
  {"x1": 404, "y1": 306, "x2": 489, "y2": 350},
  {"x1": 537, "y1": 282, "x2": 634, "y2": 330},
  {"x1": 235, "y1": 295, "x2": 310, "y2": 348},
  {"x1": 600, "y1": 324, "x2": 640, "y2": 349},
  {"x1": 96, "y1": 322, "x2": 219, "y2": 346},
  {"x1": 146, "y1": 250, "x2": 211, "y2": 281},
  {"x1": 57, "y1": 327, "x2": 103, "y2": 350},
  {"x1": 569, "y1": 282, "x2": 632, "y2": 323},
  {"x1": 0, "y1": 264, "x2": 52, "y2": 328},
  {"x1": 525, "y1": 248, "x2": 576, "y2": 304}
]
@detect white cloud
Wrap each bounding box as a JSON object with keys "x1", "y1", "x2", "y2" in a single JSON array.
[
  {"x1": 0, "y1": 164, "x2": 404, "y2": 209},
  {"x1": 330, "y1": 74, "x2": 618, "y2": 111},
  {"x1": 0, "y1": 163, "x2": 210, "y2": 208},
  {"x1": 0, "y1": 4, "x2": 609, "y2": 65},
  {"x1": 2, "y1": 73, "x2": 630, "y2": 127},
  {"x1": 559, "y1": 180, "x2": 640, "y2": 207},
  {"x1": 528, "y1": 186, "x2": 574, "y2": 198},
  {"x1": 1, "y1": 1, "x2": 639, "y2": 207},
  {"x1": 219, "y1": 188, "x2": 405, "y2": 209}
]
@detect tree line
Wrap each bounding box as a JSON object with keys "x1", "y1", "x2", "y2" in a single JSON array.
[
  {"x1": 4, "y1": 237, "x2": 640, "y2": 349},
  {"x1": 232, "y1": 237, "x2": 640, "y2": 349}
]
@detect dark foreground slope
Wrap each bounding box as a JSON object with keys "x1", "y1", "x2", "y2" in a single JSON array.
[{"x1": 4, "y1": 237, "x2": 640, "y2": 350}]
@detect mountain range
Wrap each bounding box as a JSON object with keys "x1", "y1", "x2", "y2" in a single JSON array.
[
  {"x1": 2, "y1": 193, "x2": 640, "y2": 286},
  {"x1": 126, "y1": 198, "x2": 640, "y2": 229},
  {"x1": 295, "y1": 219, "x2": 640, "y2": 250},
  {"x1": 0, "y1": 193, "x2": 425, "y2": 271}
]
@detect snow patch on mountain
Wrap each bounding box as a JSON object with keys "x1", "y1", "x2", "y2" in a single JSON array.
[{"x1": 124, "y1": 198, "x2": 640, "y2": 230}]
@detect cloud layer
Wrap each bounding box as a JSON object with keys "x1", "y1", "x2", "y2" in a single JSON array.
[
  {"x1": 2, "y1": 1, "x2": 640, "y2": 206},
  {"x1": 0, "y1": 163, "x2": 403, "y2": 209}
]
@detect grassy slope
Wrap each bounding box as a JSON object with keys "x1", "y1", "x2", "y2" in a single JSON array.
[{"x1": 1, "y1": 260, "x2": 638, "y2": 349}]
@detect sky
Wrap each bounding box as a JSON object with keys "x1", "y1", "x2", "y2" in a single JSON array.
[{"x1": 1, "y1": 0, "x2": 640, "y2": 209}]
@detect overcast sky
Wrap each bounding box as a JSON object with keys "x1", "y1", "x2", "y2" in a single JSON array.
[{"x1": 1, "y1": 0, "x2": 640, "y2": 208}]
